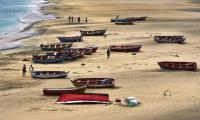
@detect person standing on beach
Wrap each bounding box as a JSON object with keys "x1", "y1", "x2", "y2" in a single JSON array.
[
  {"x1": 107, "y1": 48, "x2": 111, "y2": 59},
  {"x1": 68, "y1": 16, "x2": 71, "y2": 23},
  {"x1": 85, "y1": 17, "x2": 88, "y2": 23},
  {"x1": 29, "y1": 64, "x2": 34, "y2": 73},
  {"x1": 116, "y1": 15, "x2": 119, "y2": 19},
  {"x1": 78, "y1": 17, "x2": 80, "y2": 23},
  {"x1": 22, "y1": 64, "x2": 26, "y2": 77}
]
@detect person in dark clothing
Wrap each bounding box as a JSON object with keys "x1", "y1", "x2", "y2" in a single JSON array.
[
  {"x1": 78, "y1": 17, "x2": 80, "y2": 23},
  {"x1": 85, "y1": 17, "x2": 88, "y2": 23},
  {"x1": 107, "y1": 48, "x2": 111, "y2": 59},
  {"x1": 68, "y1": 16, "x2": 71, "y2": 23},
  {"x1": 22, "y1": 64, "x2": 26, "y2": 77},
  {"x1": 116, "y1": 15, "x2": 119, "y2": 19}
]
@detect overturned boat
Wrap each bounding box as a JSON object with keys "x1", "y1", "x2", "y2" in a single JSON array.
[
  {"x1": 80, "y1": 29, "x2": 107, "y2": 36},
  {"x1": 158, "y1": 61, "x2": 197, "y2": 71},
  {"x1": 31, "y1": 70, "x2": 69, "y2": 79},
  {"x1": 56, "y1": 93, "x2": 110, "y2": 104},
  {"x1": 109, "y1": 45, "x2": 142, "y2": 52},
  {"x1": 154, "y1": 35, "x2": 186, "y2": 44},
  {"x1": 71, "y1": 78, "x2": 115, "y2": 88},
  {"x1": 43, "y1": 86, "x2": 86, "y2": 96},
  {"x1": 40, "y1": 43, "x2": 73, "y2": 51},
  {"x1": 57, "y1": 36, "x2": 83, "y2": 43}
]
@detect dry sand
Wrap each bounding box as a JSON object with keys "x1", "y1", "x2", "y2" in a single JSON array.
[{"x1": 0, "y1": 0, "x2": 200, "y2": 120}]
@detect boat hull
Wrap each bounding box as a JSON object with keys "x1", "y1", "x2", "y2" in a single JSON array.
[
  {"x1": 71, "y1": 78, "x2": 115, "y2": 88},
  {"x1": 158, "y1": 61, "x2": 197, "y2": 71},
  {"x1": 43, "y1": 86, "x2": 86, "y2": 96},
  {"x1": 154, "y1": 36, "x2": 185, "y2": 44},
  {"x1": 56, "y1": 93, "x2": 110, "y2": 104},
  {"x1": 41, "y1": 43, "x2": 73, "y2": 51},
  {"x1": 110, "y1": 45, "x2": 142, "y2": 52},
  {"x1": 57, "y1": 36, "x2": 83, "y2": 43},
  {"x1": 80, "y1": 29, "x2": 106, "y2": 36},
  {"x1": 31, "y1": 71, "x2": 69, "y2": 79}
]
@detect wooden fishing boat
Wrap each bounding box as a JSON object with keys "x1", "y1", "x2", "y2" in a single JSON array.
[
  {"x1": 111, "y1": 18, "x2": 132, "y2": 23},
  {"x1": 32, "y1": 55, "x2": 64, "y2": 64},
  {"x1": 80, "y1": 29, "x2": 107, "y2": 36},
  {"x1": 43, "y1": 86, "x2": 86, "y2": 96},
  {"x1": 115, "y1": 22, "x2": 134, "y2": 25},
  {"x1": 158, "y1": 61, "x2": 197, "y2": 71},
  {"x1": 111, "y1": 16, "x2": 148, "y2": 23},
  {"x1": 65, "y1": 48, "x2": 93, "y2": 55},
  {"x1": 31, "y1": 71, "x2": 69, "y2": 79},
  {"x1": 40, "y1": 43, "x2": 73, "y2": 51},
  {"x1": 56, "y1": 93, "x2": 110, "y2": 104},
  {"x1": 57, "y1": 36, "x2": 83, "y2": 43},
  {"x1": 154, "y1": 35, "x2": 186, "y2": 44},
  {"x1": 71, "y1": 78, "x2": 115, "y2": 88},
  {"x1": 127, "y1": 16, "x2": 148, "y2": 21},
  {"x1": 88, "y1": 46, "x2": 98, "y2": 53},
  {"x1": 109, "y1": 45, "x2": 142, "y2": 52}
]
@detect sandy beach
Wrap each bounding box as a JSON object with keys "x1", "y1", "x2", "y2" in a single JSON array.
[{"x1": 0, "y1": 0, "x2": 200, "y2": 120}]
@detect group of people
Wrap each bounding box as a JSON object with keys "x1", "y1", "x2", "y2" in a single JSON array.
[
  {"x1": 22, "y1": 64, "x2": 34, "y2": 77},
  {"x1": 68, "y1": 16, "x2": 88, "y2": 23}
]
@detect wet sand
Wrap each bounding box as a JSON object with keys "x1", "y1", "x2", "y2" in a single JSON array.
[{"x1": 0, "y1": 0, "x2": 200, "y2": 120}]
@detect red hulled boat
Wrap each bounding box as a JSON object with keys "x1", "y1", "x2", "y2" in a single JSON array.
[
  {"x1": 109, "y1": 45, "x2": 142, "y2": 52},
  {"x1": 42, "y1": 86, "x2": 86, "y2": 96},
  {"x1": 56, "y1": 93, "x2": 110, "y2": 104},
  {"x1": 158, "y1": 61, "x2": 197, "y2": 71},
  {"x1": 71, "y1": 78, "x2": 115, "y2": 88}
]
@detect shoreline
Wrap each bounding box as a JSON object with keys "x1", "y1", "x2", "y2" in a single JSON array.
[{"x1": 0, "y1": 0, "x2": 57, "y2": 51}]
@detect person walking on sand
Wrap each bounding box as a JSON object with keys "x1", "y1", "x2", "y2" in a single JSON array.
[
  {"x1": 22, "y1": 64, "x2": 26, "y2": 77},
  {"x1": 29, "y1": 64, "x2": 34, "y2": 73},
  {"x1": 106, "y1": 48, "x2": 111, "y2": 59}
]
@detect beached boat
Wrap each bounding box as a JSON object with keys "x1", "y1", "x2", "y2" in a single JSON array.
[
  {"x1": 127, "y1": 16, "x2": 148, "y2": 21},
  {"x1": 158, "y1": 61, "x2": 197, "y2": 71},
  {"x1": 154, "y1": 35, "x2": 186, "y2": 44},
  {"x1": 71, "y1": 78, "x2": 115, "y2": 88},
  {"x1": 43, "y1": 86, "x2": 86, "y2": 96},
  {"x1": 40, "y1": 43, "x2": 73, "y2": 51},
  {"x1": 65, "y1": 46, "x2": 98, "y2": 55},
  {"x1": 109, "y1": 45, "x2": 142, "y2": 52},
  {"x1": 31, "y1": 70, "x2": 69, "y2": 79},
  {"x1": 57, "y1": 36, "x2": 83, "y2": 43},
  {"x1": 80, "y1": 29, "x2": 107, "y2": 36},
  {"x1": 88, "y1": 46, "x2": 98, "y2": 53},
  {"x1": 115, "y1": 22, "x2": 134, "y2": 25},
  {"x1": 56, "y1": 93, "x2": 110, "y2": 104},
  {"x1": 111, "y1": 16, "x2": 148, "y2": 22},
  {"x1": 32, "y1": 55, "x2": 64, "y2": 64}
]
